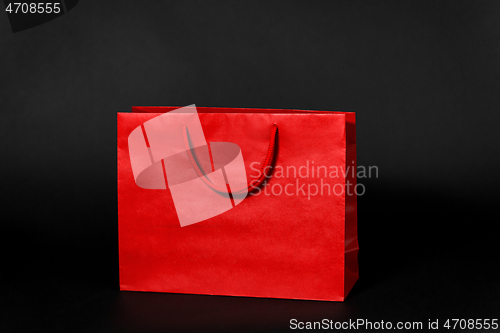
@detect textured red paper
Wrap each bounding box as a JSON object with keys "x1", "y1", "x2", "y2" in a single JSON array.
[{"x1": 118, "y1": 107, "x2": 358, "y2": 301}]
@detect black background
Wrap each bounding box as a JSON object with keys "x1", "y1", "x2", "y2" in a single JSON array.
[{"x1": 1, "y1": 1, "x2": 499, "y2": 332}]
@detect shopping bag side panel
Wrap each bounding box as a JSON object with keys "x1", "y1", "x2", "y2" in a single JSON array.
[{"x1": 344, "y1": 112, "x2": 359, "y2": 299}]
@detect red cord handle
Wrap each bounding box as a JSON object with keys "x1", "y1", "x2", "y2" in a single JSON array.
[{"x1": 182, "y1": 124, "x2": 278, "y2": 194}]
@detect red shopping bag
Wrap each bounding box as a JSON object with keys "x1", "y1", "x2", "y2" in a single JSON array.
[{"x1": 117, "y1": 106, "x2": 358, "y2": 301}]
